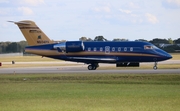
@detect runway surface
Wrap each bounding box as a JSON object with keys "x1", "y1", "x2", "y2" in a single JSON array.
[
  {"x1": 0, "y1": 60, "x2": 180, "y2": 74},
  {"x1": 0, "y1": 66, "x2": 180, "y2": 74}
]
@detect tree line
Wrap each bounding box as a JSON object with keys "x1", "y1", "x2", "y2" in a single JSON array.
[
  {"x1": 0, "y1": 36, "x2": 180, "y2": 53},
  {"x1": 0, "y1": 41, "x2": 27, "y2": 53},
  {"x1": 79, "y1": 36, "x2": 180, "y2": 53}
]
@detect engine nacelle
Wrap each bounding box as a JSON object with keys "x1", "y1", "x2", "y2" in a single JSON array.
[{"x1": 53, "y1": 41, "x2": 85, "y2": 53}]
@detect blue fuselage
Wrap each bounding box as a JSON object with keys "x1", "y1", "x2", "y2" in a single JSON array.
[{"x1": 25, "y1": 41, "x2": 172, "y2": 64}]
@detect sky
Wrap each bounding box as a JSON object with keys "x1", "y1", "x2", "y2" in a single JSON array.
[{"x1": 0, "y1": 0, "x2": 180, "y2": 42}]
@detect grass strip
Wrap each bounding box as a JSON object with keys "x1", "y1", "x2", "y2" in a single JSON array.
[
  {"x1": 0, "y1": 74, "x2": 180, "y2": 111},
  {"x1": 0, "y1": 73, "x2": 180, "y2": 84}
]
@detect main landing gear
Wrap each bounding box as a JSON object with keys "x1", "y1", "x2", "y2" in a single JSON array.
[
  {"x1": 153, "y1": 62, "x2": 158, "y2": 70},
  {"x1": 88, "y1": 63, "x2": 99, "y2": 70}
]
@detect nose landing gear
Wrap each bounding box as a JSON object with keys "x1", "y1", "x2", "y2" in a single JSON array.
[{"x1": 153, "y1": 62, "x2": 158, "y2": 70}]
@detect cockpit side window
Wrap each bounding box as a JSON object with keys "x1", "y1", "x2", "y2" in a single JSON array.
[{"x1": 144, "y1": 45, "x2": 153, "y2": 50}]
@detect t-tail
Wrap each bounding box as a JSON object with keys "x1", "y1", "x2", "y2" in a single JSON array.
[{"x1": 8, "y1": 20, "x2": 52, "y2": 46}]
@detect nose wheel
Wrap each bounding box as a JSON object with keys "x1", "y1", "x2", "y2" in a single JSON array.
[
  {"x1": 153, "y1": 62, "x2": 158, "y2": 70},
  {"x1": 88, "y1": 63, "x2": 99, "y2": 70}
]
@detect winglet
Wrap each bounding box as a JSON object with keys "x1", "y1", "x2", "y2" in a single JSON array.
[{"x1": 8, "y1": 21, "x2": 31, "y2": 25}]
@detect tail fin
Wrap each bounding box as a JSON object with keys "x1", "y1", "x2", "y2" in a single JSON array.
[{"x1": 9, "y1": 20, "x2": 52, "y2": 46}]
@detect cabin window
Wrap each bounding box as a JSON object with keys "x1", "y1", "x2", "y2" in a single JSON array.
[
  {"x1": 130, "y1": 47, "x2": 133, "y2": 51},
  {"x1": 94, "y1": 47, "x2": 97, "y2": 51},
  {"x1": 118, "y1": 47, "x2": 121, "y2": 52},
  {"x1": 112, "y1": 47, "x2": 115, "y2": 52},
  {"x1": 88, "y1": 47, "x2": 91, "y2": 51},
  {"x1": 124, "y1": 47, "x2": 127, "y2": 51},
  {"x1": 144, "y1": 45, "x2": 153, "y2": 50},
  {"x1": 105, "y1": 46, "x2": 110, "y2": 54},
  {"x1": 100, "y1": 47, "x2": 103, "y2": 51}
]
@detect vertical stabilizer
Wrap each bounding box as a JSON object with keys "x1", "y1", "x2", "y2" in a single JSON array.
[{"x1": 9, "y1": 20, "x2": 52, "y2": 46}]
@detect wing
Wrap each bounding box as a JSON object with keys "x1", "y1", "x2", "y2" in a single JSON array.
[{"x1": 67, "y1": 57, "x2": 116, "y2": 63}]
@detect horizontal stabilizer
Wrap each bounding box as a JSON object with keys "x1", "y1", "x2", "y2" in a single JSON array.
[{"x1": 8, "y1": 21, "x2": 31, "y2": 25}]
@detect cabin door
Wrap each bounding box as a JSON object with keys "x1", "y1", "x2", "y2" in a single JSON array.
[{"x1": 105, "y1": 46, "x2": 110, "y2": 54}]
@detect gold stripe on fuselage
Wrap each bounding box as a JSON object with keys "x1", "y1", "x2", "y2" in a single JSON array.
[{"x1": 25, "y1": 49, "x2": 160, "y2": 57}]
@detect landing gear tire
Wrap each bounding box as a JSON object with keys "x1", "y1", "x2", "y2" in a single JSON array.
[
  {"x1": 88, "y1": 64, "x2": 98, "y2": 70},
  {"x1": 88, "y1": 65, "x2": 94, "y2": 70},
  {"x1": 93, "y1": 66, "x2": 97, "y2": 70},
  {"x1": 153, "y1": 62, "x2": 158, "y2": 70},
  {"x1": 153, "y1": 66, "x2": 157, "y2": 70}
]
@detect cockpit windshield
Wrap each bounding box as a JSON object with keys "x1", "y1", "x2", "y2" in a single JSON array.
[{"x1": 144, "y1": 45, "x2": 158, "y2": 50}]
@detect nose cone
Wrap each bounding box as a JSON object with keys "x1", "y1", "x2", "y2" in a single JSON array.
[
  {"x1": 166, "y1": 53, "x2": 172, "y2": 60},
  {"x1": 161, "y1": 52, "x2": 172, "y2": 61},
  {"x1": 157, "y1": 49, "x2": 172, "y2": 61}
]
